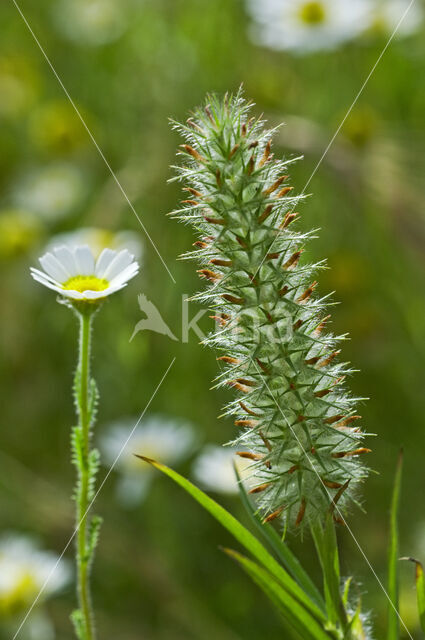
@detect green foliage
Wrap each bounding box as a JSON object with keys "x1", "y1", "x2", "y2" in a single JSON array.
[
  {"x1": 1, "y1": 0, "x2": 424, "y2": 636},
  {"x1": 87, "y1": 448, "x2": 100, "y2": 502},
  {"x1": 135, "y1": 455, "x2": 326, "y2": 624},
  {"x1": 311, "y1": 518, "x2": 347, "y2": 631},
  {"x1": 410, "y1": 560, "x2": 425, "y2": 632},
  {"x1": 387, "y1": 450, "x2": 403, "y2": 640},
  {"x1": 70, "y1": 609, "x2": 86, "y2": 640},
  {"x1": 172, "y1": 90, "x2": 370, "y2": 530},
  {"x1": 73, "y1": 312, "x2": 98, "y2": 640},
  {"x1": 87, "y1": 516, "x2": 103, "y2": 570},
  {"x1": 223, "y1": 548, "x2": 331, "y2": 640},
  {"x1": 139, "y1": 457, "x2": 375, "y2": 639},
  {"x1": 235, "y1": 463, "x2": 325, "y2": 610}
]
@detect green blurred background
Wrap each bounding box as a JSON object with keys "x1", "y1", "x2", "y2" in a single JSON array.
[{"x1": 1, "y1": 0, "x2": 424, "y2": 637}]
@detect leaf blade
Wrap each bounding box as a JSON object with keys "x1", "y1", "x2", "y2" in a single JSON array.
[
  {"x1": 137, "y1": 456, "x2": 326, "y2": 623},
  {"x1": 235, "y1": 464, "x2": 326, "y2": 613},
  {"x1": 223, "y1": 548, "x2": 332, "y2": 640},
  {"x1": 387, "y1": 450, "x2": 403, "y2": 640}
]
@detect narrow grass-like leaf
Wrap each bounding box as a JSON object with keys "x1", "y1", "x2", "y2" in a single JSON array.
[
  {"x1": 136, "y1": 456, "x2": 326, "y2": 623},
  {"x1": 387, "y1": 450, "x2": 403, "y2": 640},
  {"x1": 414, "y1": 561, "x2": 425, "y2": 632},
  {"x1": 235, "y1": 464, "x2": 325, "y2": 613},
  {"x1": 401, "y1": 558, "x2": 425, "y2": 632},
  {"x1": 311, "y1": 517, "x2": 347, "y2": 629},
  {"x1": 223, "y1": 548, "x2": 332, "y2": 640},
  {"x1": 344, "y1": 602, "x2": 367, "y2": 640}
]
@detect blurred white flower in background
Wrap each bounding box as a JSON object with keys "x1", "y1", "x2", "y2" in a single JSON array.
[
  {"x1": 192, "y1": 445, "x2": 254, "y2": 495},
  {"x1": 0, "y1": 534, "x2": 70, "y2": 638},
  {"x1": 53, "y1": 0, "x2": 129, "y2": 46},
  {"x1": 13, "y1": 164, "x2": 86, "y2": 222},
  {"x1": 245, "y1": 0, "x2": 423, "y2": 53},
  {"x1": 100, "y1": 415, "x2": 196, "y2": 507},
  {"x1": 369, "y1": 0, "x2": 423, "y2": 36},
  {"x1": 47, "y1": 227, "x2": 143, "y2": 261},
  {"x1": 246, "y1": 0, "x2": 372, "y2": 53}
]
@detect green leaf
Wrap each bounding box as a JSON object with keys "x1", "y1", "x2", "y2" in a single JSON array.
[
  {"x1": 402, "y1": 558, "x2": 425, "y2": 632},
  {"x1": 71, "y1": 609, "x2": 86, "y2": 640},
  {"x1": 342, "y1": 577, "x2": 352, "y2": 607},
  {"x1": 88, "y1": 447, "x2": 100, "y2": 501},
  {"x1": 87, "y1": 515, "x2": 103, "y2": 566},
  {"x1": 387, "y1": 450, "x2": 403, "y2": 640},
  {"x1": 344, "y1": 601, "x2": 367, "y2": 640},
  {"x1": 137, "y1": 456, "x2": 326, "y2": 624},
  {"x1": 311, "y1": 516, "x2": 347, "y2": 629},
  {"x1": 88, "y1": 377, "x2": 99, "y2": 425},
  {"x1": 223, "y1": 548, "x2": 332, "y2": 640},
  {"x1": 235, "y1": 464, "x2": 325, "y2": 613}
]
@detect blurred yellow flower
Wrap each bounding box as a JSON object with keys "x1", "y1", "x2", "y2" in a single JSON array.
[
  {"x1": 0, "y1": 56, "x2": 39, "y2": 120},
  {"x1": 0, "y1": 534, "x2": 69, "y2": 618},
  {"x1": 0, "y1": 210, "x2": 43, "y2": 259},
  {"x1": 28, "y1": 100, "x2": 90, "y2": 154}
]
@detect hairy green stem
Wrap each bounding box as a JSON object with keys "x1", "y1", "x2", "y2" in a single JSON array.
[{"x1": 75, "y1": 312, "x2": 95, "y2": 640}]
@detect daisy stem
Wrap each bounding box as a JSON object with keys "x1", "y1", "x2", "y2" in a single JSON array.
[{"x1": 75, "y1": 311, "x2": 95, "y2": 640}]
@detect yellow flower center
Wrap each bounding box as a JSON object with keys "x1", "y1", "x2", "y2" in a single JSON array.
[
  {"x1": 62, "y1": 275, "x2": 109, "y2": 292},
  {"x1": 298, "y1": 1, "x2": 326, "y2": 25},
  {"x1": 0, "y1": 572, "x2": 38, "y2": 616}
]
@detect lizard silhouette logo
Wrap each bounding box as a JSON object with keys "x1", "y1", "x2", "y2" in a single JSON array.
[{"x1": 130, "y1": 294, "x2": 178, "y2": 342}]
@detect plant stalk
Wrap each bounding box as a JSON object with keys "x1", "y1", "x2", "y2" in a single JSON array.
[{"x1": 76, "y1": 311, "x2": 95, "y2": 640}]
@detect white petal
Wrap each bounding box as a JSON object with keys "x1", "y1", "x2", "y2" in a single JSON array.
[
  {"x1": 103, "y1": 283, "x2": 127, "y2": 295},
  {"x1": 81, "y1": 284, "x2": 125, "y2": 299},
  {"x1": 109, "y1": 262, "x2": 139, "y2": 286},
  {"x1": 61, "y1": 289, "x2": 84, "y2": 300},
  {"x1": 30, "y1": 267, "x2": 61, "y2": 286},
  {"x1": 39, "y1": 253, "x2": 70, "y2": 282},
  {"x1": 102, "y1": 249, "x2": 134, "y2": 280},
  {"x1": 73, "y1": 245, "x2": 95, "y2": 275},
  {"x1": 53, "y1": 246, "x2": 78, "y2": 276},
  {"x1": 95, "y1": 248, "x2": 117, "y2": 278},
  {"x1": 80, "y1": 289, "x2": 105, "y2": 300},
  {"x1": 31, "y1": 273, "x2": 66, "y2": 294}
]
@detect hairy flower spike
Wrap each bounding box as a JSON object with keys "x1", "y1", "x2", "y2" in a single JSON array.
[{"x1": 172, "y1": 90, "x2": 369, "y2": 530}]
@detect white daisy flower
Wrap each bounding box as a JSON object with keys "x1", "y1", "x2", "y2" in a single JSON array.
[
  {"x1": 52, "y1": 0, "x2": 128, "y2": 47},
  {"x1": 100, "y1": 415, "x2": 196, "y2": 506},
  {"x1": 13, "y1": 164, "x2": 85, "y2": 221},
  {"x1": 30, "y1": 244, "x2": 139, "y2": 303},
  {"x1": 46, "y1": 227, "x2": 143, "y2": 262},
  {"x1": 192, "y1": 445, "x2": 254, "y2": 495},
  {"x1": 246, "y1": 0, "x2": 372, "y2": 53},
  {"x1": 0, "y1": 534, "x2": 70, "y2": 617},
  {"x1": 369, "y1": 0, "x2": 423, "y2": 37}
]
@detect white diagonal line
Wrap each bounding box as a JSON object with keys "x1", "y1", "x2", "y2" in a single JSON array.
[
  {"x1": 252, "y1": 0, "x2": 416, "y2": 282},
  {"x1": 11, "y1": 0, "x2": 176, "y2": 284},
  {"x1": 12, "y1": 357, "x2": 176, "y2": 640},
  {"x1": 250, "y1": 357, "x2": 413, "y2": 639},
  {"x1": 302, "y1": 0, "x2": 416, "y2": 193}
]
